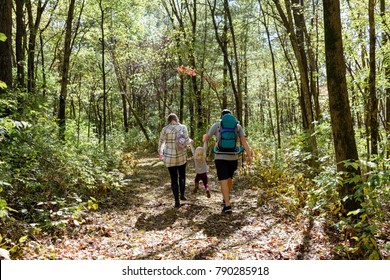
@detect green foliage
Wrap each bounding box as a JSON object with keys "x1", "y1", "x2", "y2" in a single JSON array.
[
  {"x1": 309, "y1": 159, "x2": 388, "y2": 259},
  {"x1": 248, "y1": 124, "x2": 388, "y2": 259},
  {"x1": 0, "y1": 233, "x2": 27, "y2": 259},
  {"x1": 0, "y1": 91, "x2": 131, "y2": 257},
  {"x1": 244, "y1": 141, "x2": 312, "y2": 215},
  {"x1": 123, "y1": 127, "x2": 157, "y2": 153}
]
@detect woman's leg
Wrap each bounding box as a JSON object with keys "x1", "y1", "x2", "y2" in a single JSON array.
[
  {"x1": 178, "y1": 163, "x2": 187, "y2": 200},
  {"x1": 168, "y1": 166, "x2": 180, "y2": 207}
]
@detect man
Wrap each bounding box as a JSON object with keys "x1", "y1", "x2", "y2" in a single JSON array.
[{"x1": 203, "y1": 109, "x2": 252, "y2": 214}]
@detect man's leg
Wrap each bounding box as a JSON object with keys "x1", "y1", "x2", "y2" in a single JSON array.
[
  {"x1": 221, "y1": 179, "x2": 231, "y2": 206},
  {"x1": 227, "y1": 178, "x2": 233, "y2": 193}
]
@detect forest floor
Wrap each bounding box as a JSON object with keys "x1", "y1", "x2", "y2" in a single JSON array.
[{"x1": 21, "y1": 153, "x2": 388, "y2": 260}]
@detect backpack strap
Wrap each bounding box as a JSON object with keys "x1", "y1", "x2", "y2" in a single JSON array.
[
  {"x1": 214, "y1": 122, "x2": 244, "y2": 154},
  {"x1": 213, "y1": 145, "x2": 244, "y2": 154}
]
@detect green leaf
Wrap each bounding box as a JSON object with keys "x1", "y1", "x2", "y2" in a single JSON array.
[
  {"x1": 19, "y1": 235, "x2": 28, "y2": 243},
  {"x1": 0, "y1": 199, "x2": 7, "y2": 209},
  {"x1": 87, "y1": 197, "x2": 98, "y2": 211},
  {"x1": 368, "y1": 250, "x2": 380, "y2": 260},
  {"x1": 0, "y1": 33, "x2": 6, "y2": 42},
  {"x1": 0, "y1": 81, "x2": 7, "y2": 89},
  {"x1": 347, "y1": 208, "x2": 364, "y2": 216}
]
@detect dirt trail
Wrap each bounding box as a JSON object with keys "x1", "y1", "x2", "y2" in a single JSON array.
[{"x1": 23, "y1": 153, "x2": 332, "y2": 260}]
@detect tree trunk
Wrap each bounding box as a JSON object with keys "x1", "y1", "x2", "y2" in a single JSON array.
[
  {"x1": 162, "y1": 0, "x2": 193, "y2": 130},
  {"x1": 273, "y1": 0, "x2": 318, "y2": 155},
  {"x1": 15, "y1": 0, "x2": 25, "y2": 89},
  {"x1": 200, "y1": 5, "x2": 209, "y2": 128},
  {"x1": 109, "y1": 43, "x2": 150, "y2": 141},
  {"x1": 0, "y1": 0, "x2": 13, "y2": 93},
  {"x1": 242, "y1": 17, "x2": 249, "y2": 128},
  {"x1": 222, "y1": 11, "x2": 228, "y2": 110},
  {"x1": 209, "y1": 0, "x2": 242, "y2": 122},
  {"x1": 26, "y1": 0, "x2": 48, "y2": 94},
  {"x1": 260, "y1": 1, "x2": 281, "y2": 148},
  {"x1": 305, "y1": 15, "x2": 321, "y2": 121},
  {"x1": 323, "y1": 0, "x2": 361, "y2": 213},
  {"x1": 58, "y1": 0, "x2": 76, "y2": 141},
  {"x1": 381, "y1": 0, "x2": 390, "y2": 157},
  {"x1": 99, "y1": 0, "x2": 107, "y2": 150},
  {"x1": 185, "y1": 0, "x2": 203, "y2": 132},
  {"x1": 224, "y1": 0, "x2": 242, "y2": 122},
  {"x1": 368, "y1": 0, "x2": 378, "y2": 155}
]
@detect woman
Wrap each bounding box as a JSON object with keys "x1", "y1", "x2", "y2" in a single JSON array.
[{"x1": 158, "y1": 113, "x2": 190, "y2": 208}]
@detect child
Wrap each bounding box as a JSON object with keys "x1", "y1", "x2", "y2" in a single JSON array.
[{"x1": 190, "y1": 140, "x2": 210, "y2": 198}]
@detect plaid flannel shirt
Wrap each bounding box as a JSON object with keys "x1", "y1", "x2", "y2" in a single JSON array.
[{"x1": 158, "y1": 123, "x2": 189, "y2": 167}]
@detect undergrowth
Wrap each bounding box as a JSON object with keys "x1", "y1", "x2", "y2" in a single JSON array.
[
  {"x1": 0, "y1": 108, "x2": 133, "y2": 258},
  {"x1": 244, "y1": 131, "x2": 389, "y2": 259}
]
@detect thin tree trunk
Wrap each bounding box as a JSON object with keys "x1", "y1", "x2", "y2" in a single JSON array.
[
  {"x1": 209, "y1": 0, "x2": 242, "y2": 121},
  {"x1": 266, "y1": 79, "x2": 275, "y2": 139},
  {"x1": 222, "y1": 11, "x2": 228, "y2": 109},
  {"x1": 0, "y1": 0, "x2": 13, "y2": 93},
  {"x1": 273, "y1": 0, "x2": 318, "y2": 155},
  {"x1": 369, "y1": 0, "x2": 378, "y2": 155},
  {"x1": 15, "y1": 0, "x2": 25, "y2": 90},
  {"x1": 381, "y1": 0, "x2": 390, "y2": 157},
  {"x1": 260, "y1": 1, "x2": 281, "y2": 148},
  {"x1": 161, "y1": 0, "x2": 187, "y2": 124},
  {"x1": 224, "y1": 0, "x2": 242, "y2": 122},
  {"x1": 26, "y1": 0, "x2": 48, "y2": 94},
  {"x1": 58, "y1": 0, "x2": 76, "y2": 141},
  {"x1": 39, "y1": 32, "x2": 47, "y2": 96},
  {"x1": 200, "y1": 3, "x2": 209, "y2": 127},
  {"x1": 242, "y1": 17, "x2": 249, "y2": 128},
  {"x1": 185, "y1": 0, "x2": 203, "y2": 132},
  {"x1": 99, "y1": 0, "x2": 107, "y2": 150}
]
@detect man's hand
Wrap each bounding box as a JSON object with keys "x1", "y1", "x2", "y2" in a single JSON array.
[{"x1": 246, "y1": 154, "x2": 252, "y2": 165}]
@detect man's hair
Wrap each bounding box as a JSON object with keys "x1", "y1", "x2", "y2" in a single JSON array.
[{"x1": 221, "y1": 109, "x2": 232, "y2": 117}]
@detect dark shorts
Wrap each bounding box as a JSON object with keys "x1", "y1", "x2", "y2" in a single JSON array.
[{"x1": 215, "y1": 159, "x2": 238, "y2": 181}]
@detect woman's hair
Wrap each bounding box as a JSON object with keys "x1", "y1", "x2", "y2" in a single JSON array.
[
  {"x1": 194, "y1": 146, "x2": 206, "y2": 162},
  {"x1": 167, "y1": 113, "x2": 179, "y2": 124}
]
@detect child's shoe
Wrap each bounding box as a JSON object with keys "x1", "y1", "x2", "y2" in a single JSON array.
[
  {"x1": 206, "y1": 187, "x2": 211, "y2": 198},
  {"x1": 194, "y1": 183, "x2": 199, "y2": 193}
]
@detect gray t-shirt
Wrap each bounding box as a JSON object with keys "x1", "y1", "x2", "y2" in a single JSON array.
[
  {"x1": 206, "y1": 121, "x2": 245, "y2": 160},
  {"x1": 190, "y1": 142, "x2": 208, "y2": 174}
]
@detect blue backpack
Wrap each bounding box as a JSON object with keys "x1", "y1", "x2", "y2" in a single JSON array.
[{"x1": 214, "y1": 114, "x2": 244, "y2": 154}]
